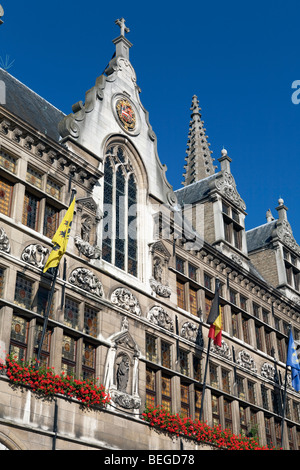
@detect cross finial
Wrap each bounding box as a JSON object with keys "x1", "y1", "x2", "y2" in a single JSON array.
[{"x1": 115, "y1": 18, "x2": 130, "y2": 37}]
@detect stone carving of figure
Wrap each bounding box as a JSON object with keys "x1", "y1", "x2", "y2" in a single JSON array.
[
  {"x1": 81, "y1": 217, "x2": 92, "y2": 242},
  {"x1": 117, "y1": 356, "x2": 130, "y2": 392},
  {"x1": 153, "y1": 258, "x2": 163, "y2": 283}
]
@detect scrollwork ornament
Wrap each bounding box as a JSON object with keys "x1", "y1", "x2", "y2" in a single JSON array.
[
  {"x1": 111, "y1": 287, "x2": 141, "y2": 316},
  {"x1": 68, "y1": 268, "x2": 104, "y2": 297},
  {"x1": 147, "y1": 306, "x2": 174, "y2": 332}
]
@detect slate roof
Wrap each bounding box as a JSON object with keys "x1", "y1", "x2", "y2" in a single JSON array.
[
  {"x1": 246, "y1": 220, "x2": 277, "y2": 253},
  {"x1": 175, "y1": 173, "x2": 219, "y2": 206},
  {"x1": 0, "y1": 68, "x2": 65, "y2": 142}
]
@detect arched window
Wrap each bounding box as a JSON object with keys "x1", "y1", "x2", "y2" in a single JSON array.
[{"x1": 102, "y1": 145, "x2": 138, "y2": 277}]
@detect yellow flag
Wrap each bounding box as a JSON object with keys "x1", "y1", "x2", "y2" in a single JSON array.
[{"x1": 43, "y1": 197, "x2": 76, "y2": 273}]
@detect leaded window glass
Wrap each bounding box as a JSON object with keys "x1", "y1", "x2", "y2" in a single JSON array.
[
  {"x1": 10, "y1": 315, "x2": 28, "y2": 361},
  {"x1": 102, "y1": 145, "x2": 138, "y2": 276},
  {"x1": 62, "y1": 335, "x2": 76, "y2": 377},
  {"x1": 26, "y1": 166, "x2": 43, "y2": 188},
  {"x1": 146, "y1": 334, "x2": 157, "y2": 362},
  {"x1": 82, "y1": 342, "x2": 96, "y2": 381},
  {"x1": 22, "y1": 192, "x2": 40, "y2": 230},
  {"x1": 64, "y1": 297, "x2": 79, "y2": 330},
  {"x1": 0, "y1": 151, "x2": 16, "y2": 173},
  {"x1": 84, "y1": 306, "x2": 98, "y2": 338},
  {"x1": 14, "y1": 274, "x2": 33, "y2": 309},
  {"x1": 43, "y1": 204, "x2": 59, "y2": 239},
  {"x1": 102, "y1": 159, "x2": 113, "y2": 263},
  {"x1": 46, "y1": 178, "x2": 61, "y2": 200},
  {"x1": 0, "y1": 177, "x2": 13, "y2": 216}
]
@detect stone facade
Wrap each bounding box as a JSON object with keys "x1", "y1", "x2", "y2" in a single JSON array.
[{"x1": 0, "y1": 18, "x2": 299, "y2": 451}]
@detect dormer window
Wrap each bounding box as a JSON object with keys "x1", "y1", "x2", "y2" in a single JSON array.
[
  {"x1": 222, "y1": 202, "x2": 243, "y2": 250},
  {"x1": 283, "y1": 248, "x2": 300, "y2": 291}
]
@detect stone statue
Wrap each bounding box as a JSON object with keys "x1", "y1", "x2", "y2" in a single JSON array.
[{"x1": 117, "y1": 356, "x2": 130, "y2": 392}]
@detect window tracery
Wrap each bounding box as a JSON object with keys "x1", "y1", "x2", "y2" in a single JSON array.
[{"x1": 102, "y1": 144, "x2": 138, "y2": 277}]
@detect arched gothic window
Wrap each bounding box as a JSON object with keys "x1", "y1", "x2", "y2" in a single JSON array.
[{"x1": 102, "y1": 145, "x2": 138, "y2": 277}]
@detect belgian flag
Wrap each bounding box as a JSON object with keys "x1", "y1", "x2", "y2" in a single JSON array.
[
  {"x1": 207, "y1": 279, "x2": 222, "y2": 347},
  {"x1": 43, "y1": 197, "x2": 76, "y2": 273}
]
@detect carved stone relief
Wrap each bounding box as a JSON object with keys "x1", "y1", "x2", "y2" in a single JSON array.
[
  {"x1": 180, "y1": 321, "x2": 203, "y2": 346},
  {"x1": 236, "y1": 349, "x2": 257, "y2": 373},
  {"x1": 261, "y1": 362, "x2": 276, "y2": 381},
  {"x1": 68, "y1": 267, "x2": 104, "y2": 297},
  {"x1": 211, "y1": 339, "x2": 231, "y2": 359},
  {"x1": 104, "y1": 318, "x2": 141, "y2": 411},
  {"x1": 111, "y1": 287, "x2": 141, "y2": 316},
  {"x1": 0, "y1": 227, "x2": 10, "y2": 253},
  {"x1": 21, "y1": 244, "x2": 49, "y2": 268},
  {"x1": 147, "y1": 306, "x2": 174, "y2": 332},
  {"x1": 276, "y1": 219, "x2": 300, "y2": 255}
]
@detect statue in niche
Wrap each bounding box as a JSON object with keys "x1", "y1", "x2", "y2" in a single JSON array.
[
  {"x1": 81, "y1": 216, "x2": 92, "y2": 242},
  {"x1": 153, "y1": 257, "x2": 163, "y2": 283},
  {"x1": 117, "y1": 355, "x2": 130, "y2": 392}
]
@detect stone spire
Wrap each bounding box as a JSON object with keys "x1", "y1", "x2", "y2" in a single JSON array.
[{"x1": 182, "y1": 95, "x2": 215, "y2": 186}]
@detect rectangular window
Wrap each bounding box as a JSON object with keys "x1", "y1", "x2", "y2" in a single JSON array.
[
  {"x1": 248, "y1": 381, "x2": 256, "y2": 404},
  {"x1": 0, "y1": 151, "x2": 17, "y2": 173},
  {"x1": 0, "y1": 268, "x2": 4, "y2": 297},
  {"x1": 224, "y1": 399, "x2": 233, "y2": 431},
  {"x1": 189, "y1": 287, "x2": 198, "y2": 316},
  {"x1": 230, "y1": 289, "x2": 237, "y2": 305},
  {"x1": 34, "y1": 324, "x2": 51, "y2": 367},
  {"x1": 83, "y1": 306, "x2": 98, "y2": 338},
  {"x1": 179, "y1": 349, "x2": 189, "y2": 376},
  {"x1": 161, "y1": 341, "x2": 171, "y2": 369},
  {"x1": 146, "y1": 367, "x2": 156, "y2": 408},
  {"x1": 253, "y1": 303, "x2": 260, "y2": 318},
  {"x1": 36, "y1": 285, "x2": 54, "y2": 318},
  {"x1": 222, "y1": 369, "x2": 230, "y2": 394},
  {"x1": 255, "y1": 324, "x2": 263, "y2": 351},
  {"x1": 180, "y1": 382, "x2": 190, "y2": 418},
  {"x1": 211, "y1": 394, "x2": 220, "y2": 426},
  {"x1": 22, "y1": 192, "x2": 40, "y2": 230},
  {"x1": 204, "y1": 273, "x2": 212, "y2": 290},
  {"x1": 161, "y1": 374, "x2": 171, "y2": 411},
  {"x1": 176, "y1": 279, "x2": 185, "y2": 310},
  {"x1": 0, "y1": 177, "x2": 13, "y2": 216},
  {"x1": 195, "y1": 388, "x2": 202, "y2": 420},
  {"x1": 146, "y1": 334, "x2": 157, "y2": 362},
  {"x1": 176, "y1": 257, "x2": 184, "y2": 274},
  {"x1": 188, "y1": 264, "x2": 197, "y2": 281},
  {"x1": 240, "y1": 295, "x2": 248, "y2": 311},
  {"x1": 210, "y1": 363, "x2": 218, "y2": 388},
  {"x1": 26, "y1": 166, "x2": 43, "y2": 189},
  {"x1": 46, "y1": 178, "x2": 61, "y2": 200},
  {"x1": 242, "y1": 316, "x2": 250, "y2": 343},
  {"x1": 82, "y1": 342, "x2": 96, "y2": 381},
  {"x1": 205, "y1": 296, "x2": 212, "y2": 321},
  {"x1": 64, "y1": 297, "x2": 80, "y2": 330},
  {"x1": 237, "y1": 376, "x2": 245, "y2": 400},
  {"x1": 232, "y1": 312, "x2": 239, "y2": 337},
  {"x1": 10, "y1": 315, "x2": 28, "y2": 361},
  {"x1": 261, "y1": 385, "x2": 269, "y2": 410},
  {"x1": 62, "y1": 335, "x2": 76, "y2": 377},
  {"x1": 14, "y1": 274, "x2": 33, "y2": 309},
  {"x1": 193, "y1": 356, "x2": 201, "y2": 381},
  {"x1": 43, "y1": 204, "x2": 59, "y2": 239}
]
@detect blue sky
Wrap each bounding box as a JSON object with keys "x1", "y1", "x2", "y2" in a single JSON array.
[{"x1": 1, "y1": 0, "x2": 300, "y2": 241}]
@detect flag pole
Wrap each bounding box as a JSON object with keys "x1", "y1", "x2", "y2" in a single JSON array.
[
  {"x1": 199, "y1": 336, "x2": 212, "y2": 422},
  {"x1": 280, "y1": 326, "x2": 291, "y2": 449},
  {"x1": 35, "y1": 264, "x2": 59, "y2": 369},
  {"x1": 35, "y1": 189, "x2": 76, "y2": 369}
]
